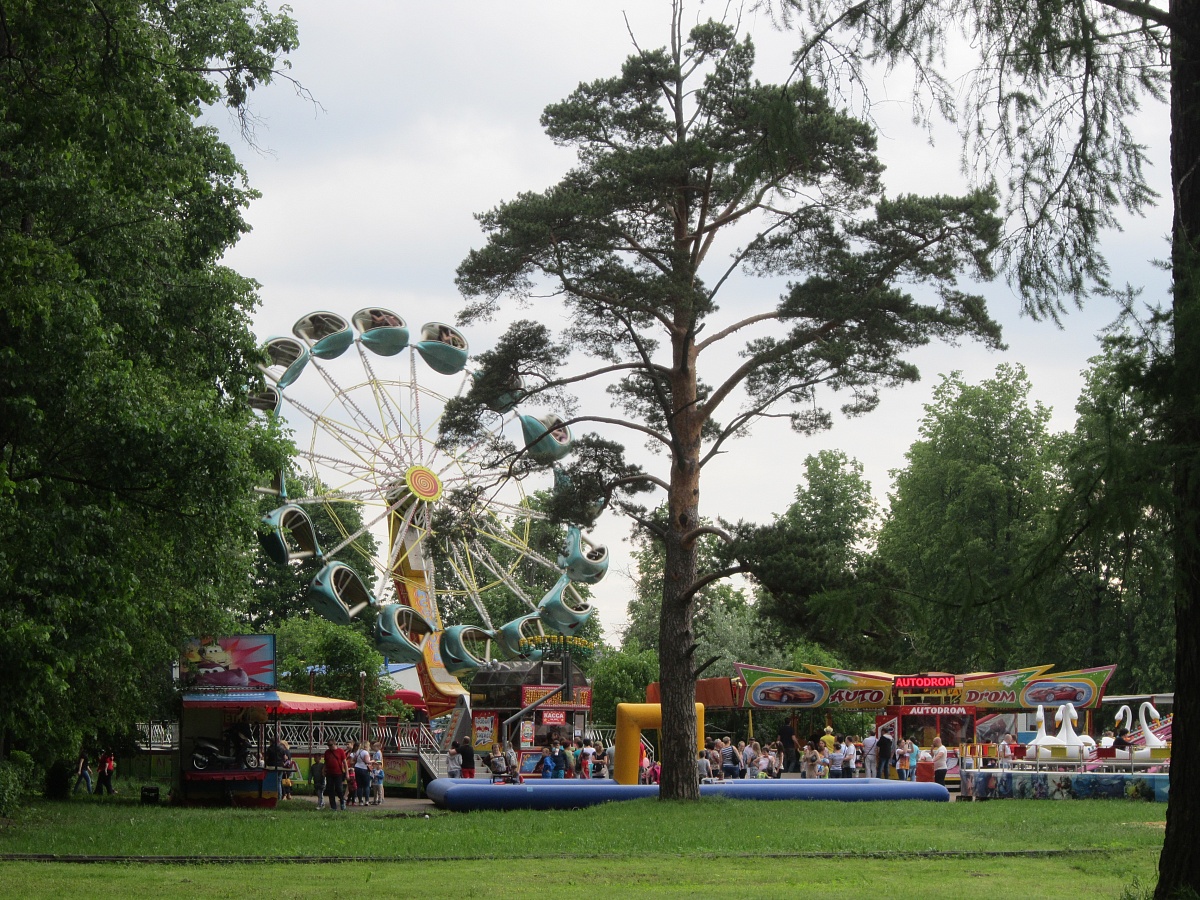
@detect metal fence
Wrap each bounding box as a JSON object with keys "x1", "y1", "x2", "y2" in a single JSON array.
[{"x1": 135, "y1": 720, "x2": 179, "y2": 750}]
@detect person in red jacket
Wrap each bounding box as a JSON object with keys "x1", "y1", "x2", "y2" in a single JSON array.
[{"x1": 323, "y1": 739, "x2": 347, "y2": 810}]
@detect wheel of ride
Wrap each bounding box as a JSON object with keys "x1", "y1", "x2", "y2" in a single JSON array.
[{"x1": 252, "y1": 308, "x2": 606, "y2": 715}]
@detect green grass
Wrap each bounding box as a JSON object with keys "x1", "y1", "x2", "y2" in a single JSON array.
[{"x1": 0, "y1": 796, "x2": 1166, "y2": 897}]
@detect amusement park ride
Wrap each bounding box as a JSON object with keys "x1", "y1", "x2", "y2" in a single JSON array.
[{"x1": 252, "y1": 308, "x2": 608, "y2": 717}]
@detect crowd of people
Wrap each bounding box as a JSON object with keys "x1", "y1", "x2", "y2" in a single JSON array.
[
  {"x1": 692, "y1": 726, "x2": 951, "y2": 785},
  {"x1": 445, "y1": 737, "x2": 611, "y2": 780},
  {"x1": 278, "y1": 723, "x2": 957, "y2": 806},
  {"x1": 314, "y1": 738, "x2": 386, "y2": 809}
]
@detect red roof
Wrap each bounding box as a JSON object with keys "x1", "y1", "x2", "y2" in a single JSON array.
[
  {"x1": 182, "y1": 690, "x2": 357, "y2": 713},
  {"x1": 386, "y1": 689, "x2": 428, "y2": 710}
]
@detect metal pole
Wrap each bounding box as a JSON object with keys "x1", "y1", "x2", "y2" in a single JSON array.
[{"x1": 359, "y1": 671, "x2": 367, "y2": 743}]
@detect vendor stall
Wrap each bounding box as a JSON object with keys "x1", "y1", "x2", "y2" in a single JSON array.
[{"x1": 178, "y1": 689, "x2": 356, "y2": 806}]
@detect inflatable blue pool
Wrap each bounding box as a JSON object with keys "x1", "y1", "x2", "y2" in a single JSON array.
[{"x1": 426, "y1": 777, "x2": 949, "y2": 810}]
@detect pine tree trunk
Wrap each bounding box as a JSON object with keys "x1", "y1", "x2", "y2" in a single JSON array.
[
  {"x1": 658, "y1": 331, "x2": 703, "y2": 801},
  {"x1": 1158, "y1": 5, "x2": 1200, "y2": 895},
  {"x1": 658, "y1": 525, "x2": 700, "y2": 800}
]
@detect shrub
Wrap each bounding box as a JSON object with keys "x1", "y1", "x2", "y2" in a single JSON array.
[{"x1": 0, "y1": 757, "x2": 34, "y2": 817}]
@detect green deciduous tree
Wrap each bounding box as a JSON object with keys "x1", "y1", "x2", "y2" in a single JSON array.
[
  {"x1": 877, "y1": 364, "x2": 1057, "y2": 671},
  {"x1": 731, "y1": 450, "x2": 899, "y2": 666},
  {"x1": 769, "y1": 0, "x2": 1198, "y2": 888},
  {"x1": 273, "y1": 617, "x2": 387, "y2": 718},
  {"x1": 449, "y1": 4, "x2": 1002, "y2": 799},
  {"x1": 0, "y1": 2, "x2": 297, "y2": 758},
  {"x1": 1028, "y1": 345, "x2": 1175, "y2": 693},
  {"x1": 588, "y1": 646, "x2": 661, "y2": 726}
]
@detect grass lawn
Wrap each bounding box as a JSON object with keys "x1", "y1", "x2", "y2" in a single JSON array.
[{"x1": 0, "y1": 795, "x2": 1166, "y2": 898}]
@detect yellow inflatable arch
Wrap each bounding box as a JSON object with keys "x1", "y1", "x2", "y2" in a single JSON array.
[{"x1": 613, "y1": 703, "x2": 705, "y2": 785}]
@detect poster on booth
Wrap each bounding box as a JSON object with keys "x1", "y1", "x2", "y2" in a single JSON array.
[
  {"x1": 961, "y1": 665, "x2": 1115, "y2": 709},
  {"x1": 520, "y1": 719, "x2": 535, "y2": 748},
  {"x1": 383, "y1": 757, "x2": 419, "y2": 789},
  {"x1": 181, "y1": 635, "x2": 275, "y2": 689},
  {"x1": 471, "y1": 712, "x2": 498, "y2": 751},
  {"x1": 735, "y1": 662, "x2": 892, "y2": 709}
]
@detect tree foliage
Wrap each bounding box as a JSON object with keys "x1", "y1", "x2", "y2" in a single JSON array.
[
  {"x1": 730, "y1": 450, "x2": 898, "y2": 666},
  {"x1": 588, "y1": 646, "x2": 660, "y2": 725},
  {"x1": 0, "y1": 2, "x2": 297, "y2": 757},
  {"x1": 273, "y1": 617, "x2": 388, "y2": 718},
  {"x1": 765, "y1": 2, "x2": 1195, "y2": 886},
  {"x1": 450, "y1": 5, "x2": 1002, "y2": 798},
  {"x1": 877, "y1": 364, "x2": 1056, "y2": 670}
]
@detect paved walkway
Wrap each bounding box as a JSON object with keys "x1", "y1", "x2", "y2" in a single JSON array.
[{"x1": 291, "y1": 789, "x2": 437, "y2": 813}]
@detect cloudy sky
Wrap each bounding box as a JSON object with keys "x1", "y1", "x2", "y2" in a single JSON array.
[{"x1": 216, "y1": 1, "x2": 1173, "y2": 642}]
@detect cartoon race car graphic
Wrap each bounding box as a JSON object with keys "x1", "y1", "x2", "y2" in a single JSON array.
[
  {"x1": 1026, "y1": 685, "x2": 1086, "y2": 703},
  {"x1": 750, "y1": 681, "x2": 824, "y2": 706}
]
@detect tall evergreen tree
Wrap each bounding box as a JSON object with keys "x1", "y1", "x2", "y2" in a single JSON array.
[{"x1": 449, "y1": 4, "x2": 1002, "y2": 798}]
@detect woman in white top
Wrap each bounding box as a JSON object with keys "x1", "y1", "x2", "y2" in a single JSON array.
[
  {"x1": 998, "y1": 734, "x2": 1014, "y2": 769},
  {"x1": 931, "y1": 736, "x2": 949, "y2": 785}
]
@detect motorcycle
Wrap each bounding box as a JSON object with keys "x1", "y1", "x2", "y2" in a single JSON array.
[{"x1": 191, "y1": 735, "x2": 259, "y2": 771}]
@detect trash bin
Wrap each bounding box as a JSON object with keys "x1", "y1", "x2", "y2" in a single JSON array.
[
  {"x1": 140, "y1": 785, "x2": 160, "y2": 805},
  {"x1": 915, "y1": 760, "x2": 935, "y2": 783}
]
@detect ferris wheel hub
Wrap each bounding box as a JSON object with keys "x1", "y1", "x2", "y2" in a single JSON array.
[{"x1": 404, "y1": 465, "x2": 443, "y2": 502}]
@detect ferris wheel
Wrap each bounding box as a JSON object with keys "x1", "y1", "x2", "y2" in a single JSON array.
[{"x1": 250, "y1": 308, "x2": 609, "y2": 715}]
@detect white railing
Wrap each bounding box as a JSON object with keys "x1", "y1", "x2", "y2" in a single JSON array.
[{"x1": 135, "y1": 721, "x2": 179, "y2": 749}]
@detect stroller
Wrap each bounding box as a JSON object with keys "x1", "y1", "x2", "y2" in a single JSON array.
[{"x1": 488, "y1": 753, "x2": 519, "y2": 784}]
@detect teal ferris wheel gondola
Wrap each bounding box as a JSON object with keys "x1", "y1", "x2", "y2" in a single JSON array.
[
  {"x1": 472, "y1": 369, "x2": 527, "y2": 414},
  {"x1": 261, "y1": 336, "x2": 309, "y2": 389},
  {"x1": 375, "y1": 603, "x2": 435, "y2": 664},
  {"x1": 249, "y1": 386, "x2": 283, "y2": 417},
  {"x1": 259, "y1": 504, "x2": 322, "y2": 565},
  {"x1": 496, "y1": 612, "x2": 545, "y2": 661},
  {"x1": 537, "y1": 572, "x2": 592, "y2": 634},
  {"x1": 352, "y1": 307, "x2": 410, "y2": 356},
  {"x1": 557, "y1": 526, "x2": 610, "y2": 585},
  {"x1": 415, "y1": 322, "x2": 469, "y2": 374},
  {"x1": 307, "y1": 561, "x2": 376, "y2": 626},
  {"x1": 293, "y1": 311, "x2": 354, "y2": 360},
  {"x1": 520, "y1": 413, "x2": 573, "y2": 462},
  {"x1": 440, "y1": 624, "x2": 494, "y2": 677}
]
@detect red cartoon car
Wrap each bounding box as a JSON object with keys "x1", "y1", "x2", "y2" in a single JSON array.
[
  {"x1": 1027, "y1": 685, "x2": 1085, "y2": 703},
  {"x1": 754, "y1": 685, "x2": 817, "y2": 705}
]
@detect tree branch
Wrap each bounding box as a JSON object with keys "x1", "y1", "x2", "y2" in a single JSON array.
[
  {"x1": 1093, "y1": 0, "x2": 1177, "y2": 30},
  {"x1": 696, "y1": 311, "x2": 785, "y2": 352},
  {"x1": 680, "y1": 524, "x2": 736, "y2": 545},
  {"x1": 700, "y1": 319, "x2": 841, "y2": 420},
  {"x1": 682, "y1": 565, "x2": 750, "y2": 603}
]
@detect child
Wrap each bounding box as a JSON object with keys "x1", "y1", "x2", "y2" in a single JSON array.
[
  {"x1": 371, "y1": 759, "x2": 385, "y2": 805},
  {"x1": 346, "y1": 765, "x2": 357, "y2": 806},
  {"x1": 310, "y1": 758, "x2": 326, "y2": 810}
]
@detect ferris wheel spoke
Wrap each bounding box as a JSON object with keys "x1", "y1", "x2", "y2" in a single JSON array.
[
  {"x1": 467, "y1": 539, "x2": 539, "y2": 612},
  {"x1": 321, "y1": 493, "x2": 406, "y2": 560},
  {"x1": 478, "y1": 499, "x2": 549, "y2": 521},
  {"x1": 353, "y1": 344, "x2": 411, "y2": 452},
  {"x1": 286, "y1": 394, "x2": 383, "y2": 467},
  {"x1": 447, "y1": 542, "x2": 496, "y2": 630},
  {"x1": 307, "y1": 356, "x2": 386, "y2": 443},
  {"x1": 296, "y1": 450, "x2": 382, "y2": 485}
]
